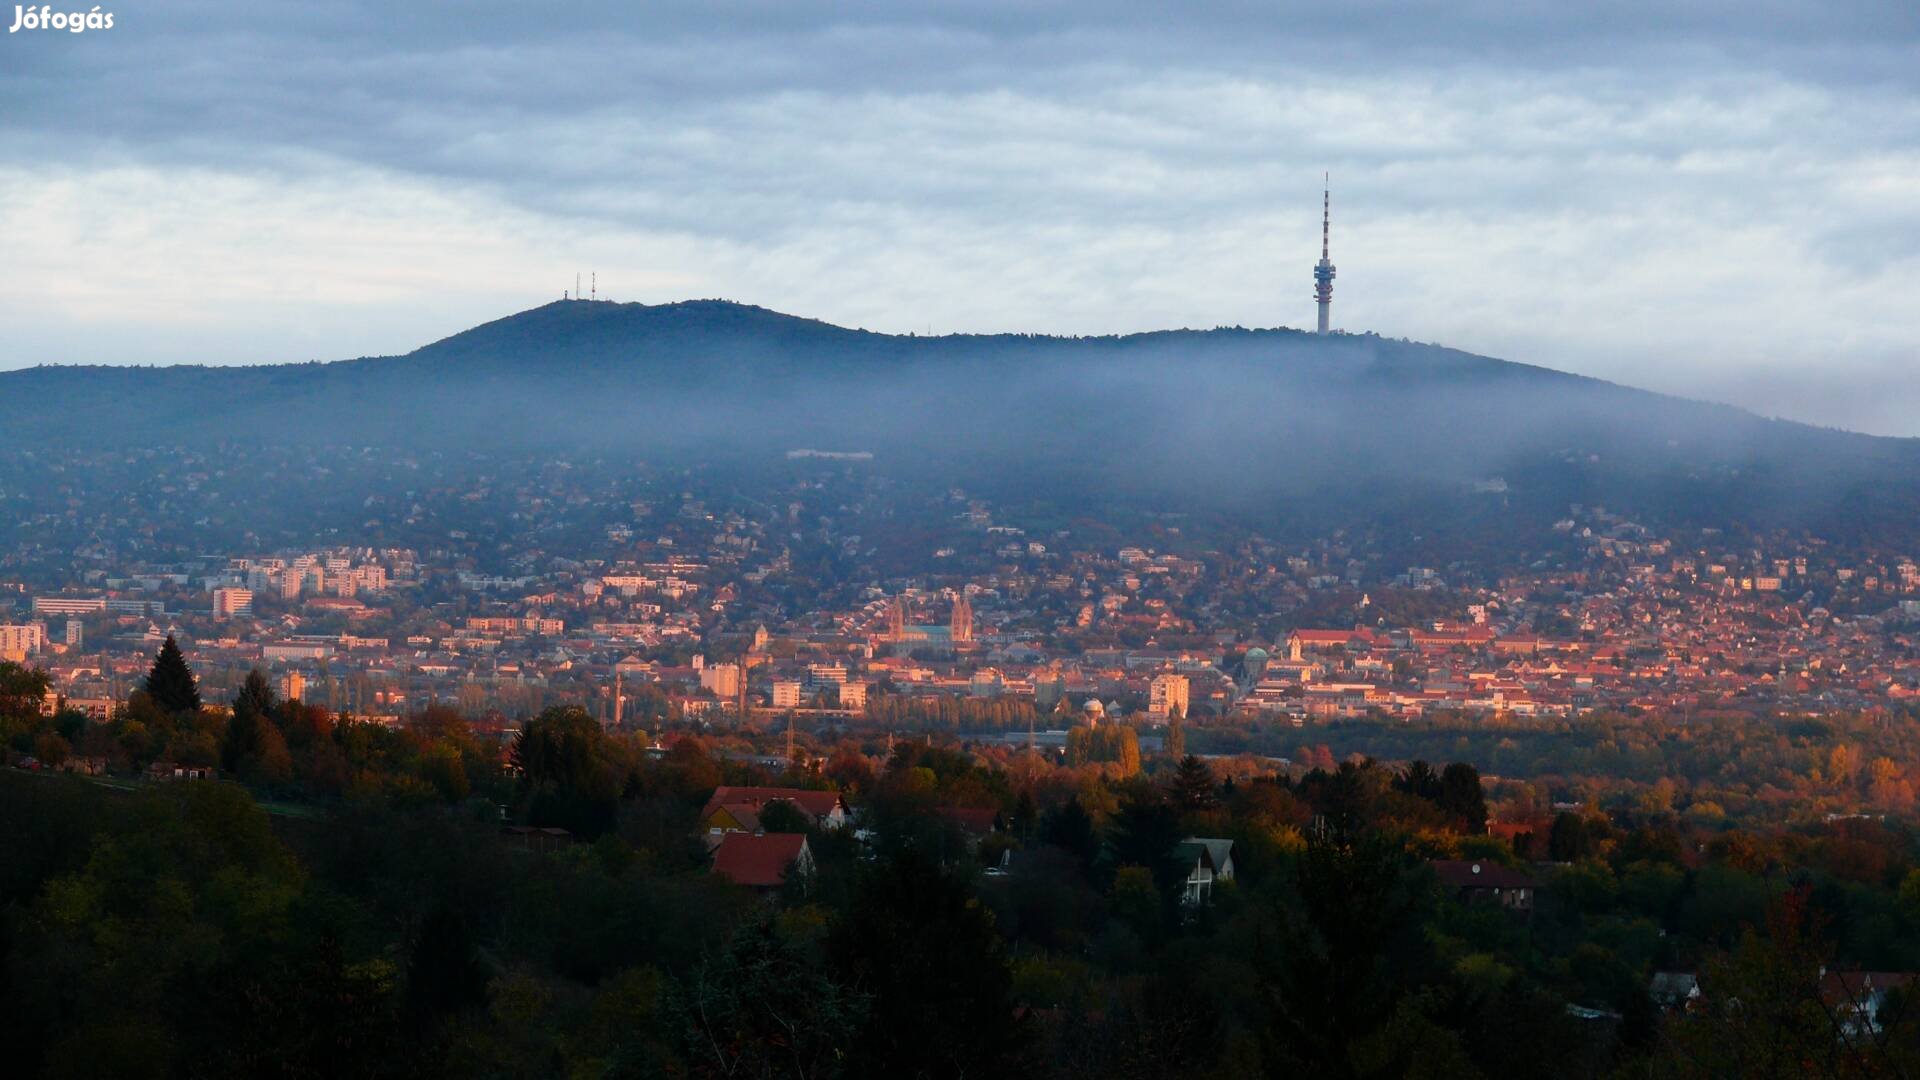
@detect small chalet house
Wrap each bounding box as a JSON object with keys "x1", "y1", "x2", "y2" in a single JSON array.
[
  {"x1": 1820, "y1": 970, "x2": 1917, "y2": 1038},
  {"x1": 1648, "y1": 972, "x2": 1702, "y2": 1013},
  {"x1": 1174, "y1": 837, "x2": 1235, "y2": 906},
  {"x1": 711, "y1": 831, "x2": 814, "y2": 893},
  {"x1": 1430, "y1": 859, "x2": 1540, "y2": 916},
  {"x1": 701, "y1": 786, "x2": 850, "y2": 841}
]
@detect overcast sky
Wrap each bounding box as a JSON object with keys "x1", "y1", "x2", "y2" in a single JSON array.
[{"x1": 3, "y1": 1, "x2": 1916, "y2": 432}]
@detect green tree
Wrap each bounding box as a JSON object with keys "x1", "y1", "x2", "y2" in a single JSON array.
[
  {"x1": 0, "y1": 660, "x2": 51, "y2": 721},
  {"x1": 18, "y1": 783, "x2": 319, "y2": 1075},
  {"x1": 1039, "y1": 795, "x2": 1099, "y2": 869},
  {"x1": 829, "y1": 850, "x2": 1028, "y2": 1076},
  {"x1": 1438, "y1": 762, "x2": 1488, "y2": 833},
  {"x1": 406, "y1": 903, "x2": 487, "y2": 1028},
  {"x1": 143, "y1": 635, "x2": 202, "y2": 714},
  {"x1": 1105, "y1": 787, "x2": 1187, "y2": 912},
  {"x1": 1548, "y1": 811, "x2": 1594, "y2": 862},
  {"x1": 511, "y1": 705, "x2": 624, "y2": 838},
  {"x1": 417, "y1": 743, "x2": 471, "y2": 803},
  {"x1": 757, "y1": 798, "x2": 811, "y2": 834},
  {"x1": 233, "y1": 668, "x2": 278, "y2": 723},
  {"x1": 674, "y1": 918, "x2": 866, "y2": 1078},
  {"x1": 1168, "y1": 754, "x2": 1219, "y2": 813},
  {"x1": 1255, "y1": 828, "x2": 1456, "y2": 1077},
  {"x1": 221, "y1": 669, "x2": 291, "y2": 784},
  {"x1": 1652, "y1": 888, "x2": 1888, "y2": 1078},
  {"x1": 1392, "y1": 759, "x2": 1443, "y2": 802}
]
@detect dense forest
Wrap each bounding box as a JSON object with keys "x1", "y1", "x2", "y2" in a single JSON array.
[{"x1": 6, "y1": 649, "x2": 1920, "y2": 1076}]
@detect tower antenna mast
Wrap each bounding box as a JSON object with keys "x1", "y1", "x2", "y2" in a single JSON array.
[
  {"x1": 1322, "y1": 173, "x2": 1331, "y2": 260},
  {"x1": 1313, "y1": 173, "x2": 1337, "y2": 335}
]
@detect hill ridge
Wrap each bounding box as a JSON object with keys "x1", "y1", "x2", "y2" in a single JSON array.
[{"x1": 1, "y1": 297, "x2": 1916, "y2": 551}]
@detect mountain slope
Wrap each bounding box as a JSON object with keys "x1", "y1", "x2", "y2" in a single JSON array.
[{"x1": 4, "y1": 299, "x2": 1917, "y2": 547}]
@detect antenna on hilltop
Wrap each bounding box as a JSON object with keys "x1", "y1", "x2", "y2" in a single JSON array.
[
  {"x1": 1313, "y1": 172, "x2": 1337, "y2": 335},
  {"x1": 1322, "y1": 172, "x2": 1330, "y2": 260},
  {"x1": 591, "y1": 272, "x2": 596, "y2": 302},
  {"x1": 576, "y1": 273, "x2": 581, "y2": 302}
]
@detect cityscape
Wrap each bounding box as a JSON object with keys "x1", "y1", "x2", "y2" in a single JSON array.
[{"x1": 8, "y1": 478, "x2": 1920, "y2": 758}]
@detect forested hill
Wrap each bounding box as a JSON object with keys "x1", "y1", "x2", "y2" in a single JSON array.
[{"x1": 4, "y1": 298, "x2": 1918, "y2": 546}]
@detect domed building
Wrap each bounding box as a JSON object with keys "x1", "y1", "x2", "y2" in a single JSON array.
[{"x1": 1242, "y1": 646, "x2": 1271, "y2": 686}]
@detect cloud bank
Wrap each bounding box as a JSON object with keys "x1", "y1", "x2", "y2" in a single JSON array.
[{"x1": 1, "y1": 1, "x2": 1916, "y2": 432}]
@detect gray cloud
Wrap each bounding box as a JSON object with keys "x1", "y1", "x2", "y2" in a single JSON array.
[{"x1": 1, "y1": 0, "x2": 1916, "y2": 432}]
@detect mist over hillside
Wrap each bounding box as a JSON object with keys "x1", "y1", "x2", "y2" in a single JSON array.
[{"x1": 5, "y1": 299, "x2": 1918, "y2": 550}]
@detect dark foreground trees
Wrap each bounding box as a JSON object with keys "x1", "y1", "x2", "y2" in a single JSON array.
[
  {"x1": 828, "y1": 849, "x2": 1030, "y2": 1076},
  {"x1": 7, "y1": 737, "x2": 1920, "y2": 1078}
]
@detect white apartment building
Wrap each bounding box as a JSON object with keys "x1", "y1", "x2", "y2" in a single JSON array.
[
  {"x1": 0, "y1": 623, "x2": 47, "y2": 660},
  {"x1": 1149, "y1": 673, "x2": 1191, "y2": 720}
]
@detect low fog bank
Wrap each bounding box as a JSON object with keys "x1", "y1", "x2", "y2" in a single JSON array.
[{"x1": 4, "y1": 299, "x2": 1915, "y2": 546}]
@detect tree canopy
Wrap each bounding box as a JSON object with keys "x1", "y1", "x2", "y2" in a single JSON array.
[{"x1": 142, "y1": 634, "x2": 201, "y2": 714}]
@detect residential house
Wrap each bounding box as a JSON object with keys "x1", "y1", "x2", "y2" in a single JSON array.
[
  {"x1": 1649, "y1": 972, "x2": 1701, "y2": 1013},
  {"x1": 701, "y1": 786, "x2": 850, "y2": 838},
  {"x1": 712, "y1": 832, "x2": 814, "y2": 892},
  {"x1": 1820, "y1": 970, "x2": 1917, "y2": 1038},
  {"x1": 1430, "y1": 859, "x2": 1540, "y2": 916},
  {"x1": 938, "y1": 806, "x2": 1001, "y2": 851},
  {"x1": 1174, "y1": 837, "x2": 1236, "y2": 906}
]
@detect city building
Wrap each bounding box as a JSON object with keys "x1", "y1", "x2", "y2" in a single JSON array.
[
  {"x1": 32, "y1": 597, "x2": 106, "y2": 616},
  {"x1": 213, "y1": 587, "x2": 254, "y2": 618},
  {"x1": 699, "y1": 662, "x2": 741, "y2": 699},
  {"x1": 0, "y1": 623, "x2": 46, "y2": 661},
  {"x1": 839, "y1": 681, "x2": 868, "y2": 710},
  {"x1": 1150, "y1": 673, "x2": 1190, "y2": 720}
]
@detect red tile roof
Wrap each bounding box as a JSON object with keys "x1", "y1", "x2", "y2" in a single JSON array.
[
  {"x1": 1819, "y1": 971, "x2": 1916, "y2": 1006},
  {"x1": 1430, "y1": 859, "x2": 1539, "y2": 890},
  {"x1": 701, "y1": 786, "x2": 844, "y2": 824},
  {"x1": 939, "y1": 806, "x2": 999, "y2": 836},
  {"x1": 711, "y1": 832, "x2": 808, "y2": 888}
]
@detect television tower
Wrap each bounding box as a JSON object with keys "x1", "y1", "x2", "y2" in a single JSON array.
[{"x1": 1313, "y1": 174, "x2": 1336, "y2": 334}]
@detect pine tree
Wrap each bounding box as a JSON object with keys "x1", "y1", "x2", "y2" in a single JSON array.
[
  {"x1": 232, "y1": 667, "x2": 278, "y2": 723},
  {"x1": 222, "y1": 669, "x2": 279, "y2": 778},
  {"x1": 143, "y1": 634, "x2": 201, "y2": 714},
  {"x1": 1039, "y1": 795, "x2": 1098, "y2": 866},
  {"x1": 1169, "y1": 754, "x2": 1219, "y2": 812},
  {"x1": 1439, "y1": 761, "x2": 1489, "y2": 833},
  {"x1": 1394, "y1": 759, "x2": 1443, "y2": 802}
]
